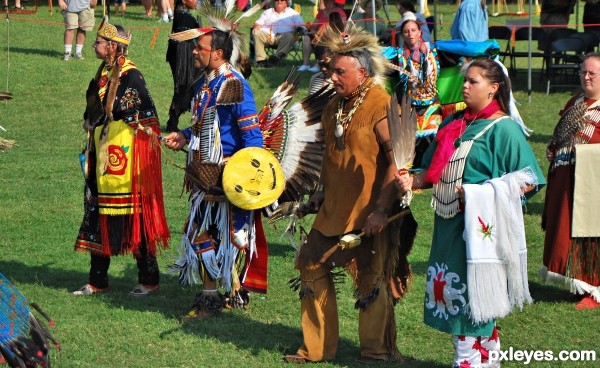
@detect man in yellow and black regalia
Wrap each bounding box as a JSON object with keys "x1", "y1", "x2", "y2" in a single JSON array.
[{"x1": 73, "y1": 17, "x2": 170, "y2": 296}]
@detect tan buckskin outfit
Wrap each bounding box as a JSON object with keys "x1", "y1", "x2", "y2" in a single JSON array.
[{"x1": 293, "y1": 85, "x2": 416, "y2": 362}]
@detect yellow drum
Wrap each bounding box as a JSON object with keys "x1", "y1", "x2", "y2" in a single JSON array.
[{"x1": 222, "y1": 147, "x2": 285, "y2": 210}]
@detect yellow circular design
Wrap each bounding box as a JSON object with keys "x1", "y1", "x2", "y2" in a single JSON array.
[{"x1": 222, "y1": 147, "x2": 285, "y2": 210}]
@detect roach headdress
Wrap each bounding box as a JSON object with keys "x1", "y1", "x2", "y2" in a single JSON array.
[
  {"x1": 169, "y1": 0, "x2": 262, "y2": 71},
  {"x1": 314, "y1": 23, "x2": 387, "y2": 86}
]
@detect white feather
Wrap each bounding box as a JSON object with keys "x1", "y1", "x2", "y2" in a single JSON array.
[
  {"x1": 224, "y1": 0, "x2": 236, "y2": 18},
  {"x1": 235, "y1": 3, "x2": 263, "y2": 23}
]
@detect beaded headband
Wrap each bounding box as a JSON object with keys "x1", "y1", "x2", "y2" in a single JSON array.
[{"x1": 97, "y1": 17, "x2": 132, "y2": 46}]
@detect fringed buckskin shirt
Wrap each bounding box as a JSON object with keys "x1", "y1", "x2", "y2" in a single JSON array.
[{"x1": 313, "y1": 85, "x2": 390, "y2": 236}]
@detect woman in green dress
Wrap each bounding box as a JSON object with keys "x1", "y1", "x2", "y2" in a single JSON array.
[{"x1": 395, "y1": 58, "x2": 545, "y2": 367}]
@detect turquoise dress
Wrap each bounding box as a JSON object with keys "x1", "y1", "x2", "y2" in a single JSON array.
[{"x1": 421, "y1": 115, "x2": 546, "y2": 336}]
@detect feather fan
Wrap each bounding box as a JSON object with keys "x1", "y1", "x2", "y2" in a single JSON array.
[
  {"x1": 551, "y1": 100, "x2": 588, "y2": 149},
  {"x1": 387, "y1": 93, "x2": 416, "y2": 171},
  {"x1": 387, "y1": 93, "x2": 417, "y2": 207},
  {"x1": 169, "y1": 28, "x2": 205, "y2": 42}
]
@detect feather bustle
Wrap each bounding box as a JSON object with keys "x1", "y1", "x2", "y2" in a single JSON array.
[{"x1": 258, "y1": 72, "x2": 334, "y2": 209}]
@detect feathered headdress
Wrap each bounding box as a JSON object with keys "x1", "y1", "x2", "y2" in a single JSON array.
[
  {"x1": 169, "y1": 0, "x2": 262, "y2": 71},
  {"x1": 314, "y1": 23, "x2": 387, "y2": 86}
]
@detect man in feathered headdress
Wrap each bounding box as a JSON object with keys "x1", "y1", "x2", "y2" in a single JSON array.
[
  {"x1": 163, "y1": 1, "x2": 267, "y2": 319},
  {"x1": 73, "y1": 18, "x2": 170, "y2": 296},
  {"x1": 284, "y1": 24, "x2": 416, "y2": 364}
]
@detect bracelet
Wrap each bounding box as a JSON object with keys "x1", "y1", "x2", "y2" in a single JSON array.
[
  {"x1": 375, "y1": 204, "x2": 388, "y2": 214},
  {"x1": 316, "y1": 184, "x2": 324, "y2": 192}
]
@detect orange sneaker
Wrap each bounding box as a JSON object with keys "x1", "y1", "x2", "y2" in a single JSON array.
[
  {"x1": 575, "y1": 294, "x2": 600, "y2": 310},
  {"x1": 72, "y1": 284, "x2": 108, "y2": 296}
]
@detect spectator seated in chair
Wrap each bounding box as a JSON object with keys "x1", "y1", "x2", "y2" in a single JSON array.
[{"x1": 253, "y1": 0, "x2": 304, "y2": 67}]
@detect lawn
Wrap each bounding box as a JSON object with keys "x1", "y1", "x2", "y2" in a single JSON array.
[{"x1": 0, "y1": 2, "x2": 598, "y2": 367}]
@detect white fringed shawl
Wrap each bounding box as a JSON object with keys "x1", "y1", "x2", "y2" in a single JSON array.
[{"x1": 462, "y1": 168, "x2": 537, "y2": 324}]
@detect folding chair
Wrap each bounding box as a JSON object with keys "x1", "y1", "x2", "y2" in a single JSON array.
[
  {"x1": 510, "y1": 27, "x2": 545, "y2": 76},
  {"x1": 249, "y1": 29, "x2": 303, "y2": 63},
  {"x1": 570, "y1": 32, "x2": 599, "y2": 53},
  {"x1": 546, "y1": 37, "x2": 586, "y2": 94},
  {"x1": 488, "y1": 26, "x2": 512, "y2": 65},
  {"x1": 264, "y1": 33, "x2": 303, "y2": 61}
]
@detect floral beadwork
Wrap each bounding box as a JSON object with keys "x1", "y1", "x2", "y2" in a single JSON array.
[{"x1": 120, "y1": 88, "x2": 141, "y2": 111}]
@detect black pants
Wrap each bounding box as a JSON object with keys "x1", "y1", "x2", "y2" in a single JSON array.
[
  {"x1": 166, "y1": 58, "x2": 185, "y2": 131},
  {"x1": 89, "y1": 246, "x2": 159, "y2": 289}
]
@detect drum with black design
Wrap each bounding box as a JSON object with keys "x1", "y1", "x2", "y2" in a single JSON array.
[{"x1": 222, "y1": 147, "x2": 285, "y2": 210}]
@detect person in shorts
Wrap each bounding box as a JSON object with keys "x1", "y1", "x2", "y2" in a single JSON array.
[
  {"x1": 113, "y1": 0, "x2": 126, "y2": 16},
  {"x1": 58, "y1": 0, "x2": 96, "y2": 60}
]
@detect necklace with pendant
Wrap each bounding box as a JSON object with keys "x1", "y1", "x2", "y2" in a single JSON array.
[
  {"x1": 334, "y1": 78, "x2": 373, "y2": 150},
  {"x1": 453, "y1": 117, "x2": 478, "y2": 148}
]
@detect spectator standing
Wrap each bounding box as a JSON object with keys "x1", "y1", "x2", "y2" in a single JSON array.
[
  {"x1": 113, "y1": 0, "x2": 126, "y2": 16},
  {"x1": 583, "y1": 0, "x2": 600, "y2": 33},
  {"x1": 351, "y1": 0, "x2": 387, "y2": 40},
  {"x1": 540, "y1": 0, "x2": 577, "y2": 34},
  {"x1": 141, "y1": 0, "x2": 153, "y2": 17},
  {"x1": 59, "y1": 0, "x2": 97, "y2": 61},
  {"x1": 158, "y1": 0, "x2": 174, "y2": 23},
  {"x1": 2, "y1": 0, "x2": 24, "y2": 10},
  {"x1": 450, "y1": 0, "x2": 488, "y2": 42}
]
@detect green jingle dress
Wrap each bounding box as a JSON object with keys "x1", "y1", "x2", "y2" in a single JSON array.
[{"x1": 421, "y1": 115, "x2": 546, "y2": 336}]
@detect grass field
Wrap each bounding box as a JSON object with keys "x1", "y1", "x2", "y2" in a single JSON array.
[{"x1": 0, "y1": 2, "x2": 598, "y2": 367}]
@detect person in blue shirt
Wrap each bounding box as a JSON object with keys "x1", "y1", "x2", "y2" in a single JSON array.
[
  {"x1": 164, "y1": 26, "x2": 264, "y2": 319},
  {"x1": 450, "y1": 0, "x2": 488, "y2": 42}
]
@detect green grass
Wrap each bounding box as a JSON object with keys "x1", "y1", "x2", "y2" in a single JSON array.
[{"x1": 0, "y1": 3, "x2": 598, "y2": 368}]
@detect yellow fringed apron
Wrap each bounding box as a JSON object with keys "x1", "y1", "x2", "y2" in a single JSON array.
[{"x1": 94, "y1": 119, "x2": 137, "y2": 215}]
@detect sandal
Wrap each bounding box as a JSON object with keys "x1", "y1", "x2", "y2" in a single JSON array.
[
  {"x1": 72, "y1": 284, "x2": 108, "y2": 296},
  {"x1": 128, "y1": 284, "x2": 159, "y2": 296},
  {"x1": 13, "y1": 6, "x2": 25, "y2": 9}
]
